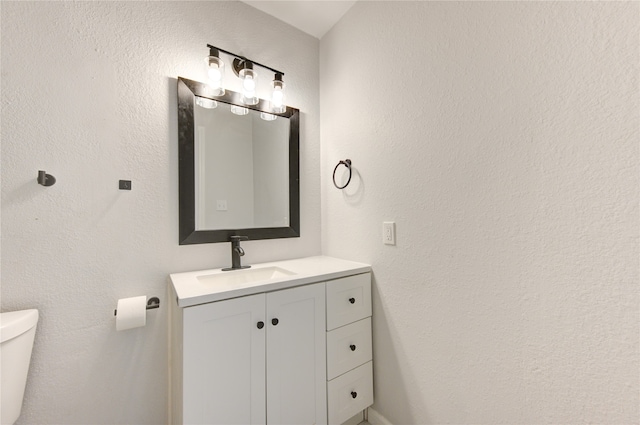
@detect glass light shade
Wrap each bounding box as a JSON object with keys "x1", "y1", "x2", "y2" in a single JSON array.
[
  {"x1": 195, "y1": 96, "x2": 217, "y2": 109},
  {"x1": 271, "y1": 85, "x2": 285, "y2": 113},
  {"x1": 230, "y1": 105, "x2": 249, "y2": 116},
  {"x1": 260, "y1": 112, "x2": 277, "y2": 121},
  {"x1": 239, "y1": 68, "x2": 258, "y2": 105},
  {"x1": 206, "y1": 56, "x2": 225, "y2": 95}
]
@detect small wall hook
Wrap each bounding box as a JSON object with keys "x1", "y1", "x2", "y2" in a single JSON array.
[{"x1": 37, "y1": 170, "x2": 56, "y2": 187}]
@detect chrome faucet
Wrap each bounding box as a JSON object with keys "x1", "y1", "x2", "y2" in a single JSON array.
[{"x1": 222, "y1": 236, "x2": 251, "y2": 271}]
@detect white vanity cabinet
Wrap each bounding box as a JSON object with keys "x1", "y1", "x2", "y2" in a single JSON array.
[
  {"x1": 176, "y1": 283, "x2": 326, "y2": 425},
  {"x1": 182, "y1": 293, "x2": 266, "y2": 424},
  {"x1": 326, "y1": 273, "x2": 373, "y2": 425},
  {"x1": 265, "y1": 283, "x2": 327, "y2": 425},
  {"x1": 169, "y1": 256, "x2": 373, "y2": 425}
]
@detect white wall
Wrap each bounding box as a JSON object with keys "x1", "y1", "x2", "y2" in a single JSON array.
[
  {"x1": 321, "y1": 2, "x2": 638, "y2": 424},
  {"x1": 0, "y1": 2, "x2": 319, "y2": 424}
]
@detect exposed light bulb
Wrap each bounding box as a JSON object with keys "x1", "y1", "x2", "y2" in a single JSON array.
[
  {"x1": 272, "y1": 87, "x2": 283, "y2": 106},
  {"x1": 243, "y1": 75, "x2": 256, "y2": 92},
  {"x1": 208, "y1": 67, "x2": 222, "y2": 83}
]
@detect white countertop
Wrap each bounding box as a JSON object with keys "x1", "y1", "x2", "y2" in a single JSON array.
[{"x1": 169, "y1": 256, "x2": 371, "y2": 307}]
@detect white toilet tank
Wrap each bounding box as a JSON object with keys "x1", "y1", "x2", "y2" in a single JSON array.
[{"x1": 0, "y1": 309, "x2": 39, "y2": 425}]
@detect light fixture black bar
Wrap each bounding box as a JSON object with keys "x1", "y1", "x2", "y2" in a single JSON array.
[{"x1": 207, "y1": 44, "x2": 284, "y2": 76}]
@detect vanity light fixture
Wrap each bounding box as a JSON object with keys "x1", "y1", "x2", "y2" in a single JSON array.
[
  {"x1": 206, "y1": 47, "x2": 225, "y2": 96},
  {"x1": 205, "y1": 44, "x2": 287, "y2": 112}
]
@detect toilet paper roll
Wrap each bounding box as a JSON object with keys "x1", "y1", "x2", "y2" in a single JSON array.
[{"x1": 116, "y1": 296, "x2": 147, "y2": 331}]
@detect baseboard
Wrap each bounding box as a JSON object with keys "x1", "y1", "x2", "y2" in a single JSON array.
[
  {"x1": 343, "y1": 411, "x2": 364, "y2": 425},
  {"x1": 367, "y1": 407, "x2": 392, "y2": 425}
]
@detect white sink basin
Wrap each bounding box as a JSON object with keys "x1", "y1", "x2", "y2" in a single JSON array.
[
  {"x1": 197, "y1": 266, "x2": 296, "y2": 287},
  {"x1": 170, "y1": 256, "x2": 372, "y2": 307}
]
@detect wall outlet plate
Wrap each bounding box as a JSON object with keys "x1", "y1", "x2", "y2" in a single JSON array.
[
  {"x1": 216, "y1": 200, "x2": 228, "y2": 211},
  {"x1": 383, "y1": 221, "x2": 395, "y2": 245}
]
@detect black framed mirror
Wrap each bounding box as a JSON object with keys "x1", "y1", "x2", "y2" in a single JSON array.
[{"x1": 177, "y1": 77, "x2": 300, "y2": 244}]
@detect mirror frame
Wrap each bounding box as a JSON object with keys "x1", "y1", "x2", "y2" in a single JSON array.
[{"x1": 177, "y1": 77, "x2": 300, "y2": 244}]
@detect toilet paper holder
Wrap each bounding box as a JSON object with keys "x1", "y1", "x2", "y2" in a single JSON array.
[{"x1": 113, "y1": 296, "x2": 160, "y2": 316}]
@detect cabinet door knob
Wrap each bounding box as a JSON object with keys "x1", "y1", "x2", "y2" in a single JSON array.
[
  {"x1": 350, "y1": 344, "x2": 356, "y2": 351},
  {"x1": 257, "y1": 321, "x2": 264, "y2": 329},
  {"x1": 272, "y1": 318, "x2": 279, "y2": 326},
  {"x1": 349, "y1": 297, "x2": 356, "y2": 304},
  {"x1": 351, "y1": 391, "x2": 357, "y2": 399}
]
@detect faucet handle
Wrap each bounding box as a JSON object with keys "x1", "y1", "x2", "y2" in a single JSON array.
[{"x1": 230, "y1": 235, "x2": 249, "y2": 242}]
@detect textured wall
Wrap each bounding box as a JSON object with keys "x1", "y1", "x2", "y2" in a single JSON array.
[
  {"x1": 320, "y1": 2, "x2": 638, "y2": 423},
  {"x1": 1, "y1": 2, "x2": 319, "y2": 424}
]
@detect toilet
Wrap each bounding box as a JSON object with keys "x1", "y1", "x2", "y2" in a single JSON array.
[{"x1": 0, "y1": 309, "x2": 39, "y2": 425}]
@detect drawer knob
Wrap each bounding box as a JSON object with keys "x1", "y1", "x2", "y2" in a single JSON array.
[
  {"x1": 349, "y1": 297, "x2": 356, "y2": 304},
  {"x1": 350, "y1": 344, "x2": 356, "y2": 351},
  {"x1": 257, "y1": 321, "x2": 264, "y2": 329},
  {"x1": 272, "y1": 318, "x2": 279, "y2": 326},
  {"x1": 351, "y1": 391, "x2": 358, "y2": 399}
]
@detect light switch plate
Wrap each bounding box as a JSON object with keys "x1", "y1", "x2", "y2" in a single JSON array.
[{"x1": 383, "y1": 221, "x2": 395, "y2": 245}]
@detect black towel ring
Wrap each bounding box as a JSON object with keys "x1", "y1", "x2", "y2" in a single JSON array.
[{"x1": 333, "y1": 159, "x2": 352, "y2": 189}]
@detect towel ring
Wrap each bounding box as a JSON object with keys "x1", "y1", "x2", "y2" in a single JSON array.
[{"x1": 333, "y1": 159, "x2": 352, "y2": 189}]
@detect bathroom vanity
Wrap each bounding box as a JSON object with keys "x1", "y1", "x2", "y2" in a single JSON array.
[{"x1": 169, "y1": 256, "x2": 373, "y2": 425}]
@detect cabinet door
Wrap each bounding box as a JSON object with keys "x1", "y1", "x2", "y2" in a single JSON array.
[
  {"x1": 183, "y1": 294, "x2": 266, "y2": 425},
  {"x1": 266, "y1": 283, "x2": 327, "y2": 425}
]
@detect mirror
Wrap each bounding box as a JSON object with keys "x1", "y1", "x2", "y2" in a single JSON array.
[{"x1": 177, "y1": 77, "x2": 300, "y2": 244}]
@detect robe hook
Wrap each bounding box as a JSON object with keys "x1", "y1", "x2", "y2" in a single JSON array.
[{"x1": 37, "y1": 170, "x2": 56, "y2": 187}]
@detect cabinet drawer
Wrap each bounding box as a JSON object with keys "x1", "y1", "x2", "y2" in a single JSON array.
[
  {"x1": 327, "y1": 317, "x2": 372, "y2": 380},
  {"x1": 327, "y1": 361, "x2": 373, "y2": 425},
  {"x1": 326, "y1": 273, "x2": 371, "y2": 331}
]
